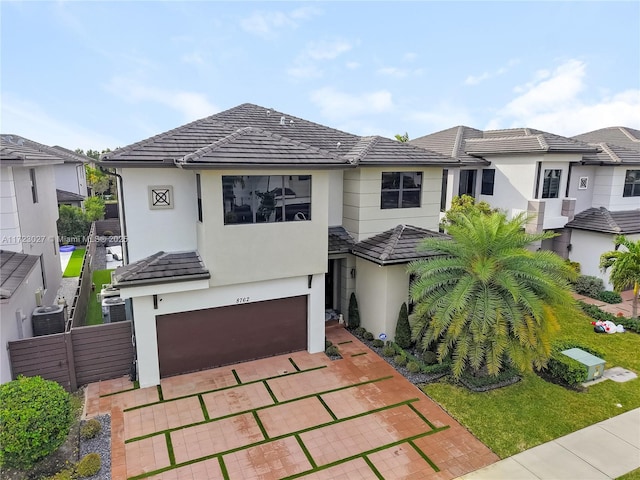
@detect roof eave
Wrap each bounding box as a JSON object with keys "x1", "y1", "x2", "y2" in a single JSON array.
[
  {"x1": 115, "y1": 272, "x2": 211, "y2": 288},
  {"x1": 174, "y1": 161, "x2": 356, "y2": 170}
]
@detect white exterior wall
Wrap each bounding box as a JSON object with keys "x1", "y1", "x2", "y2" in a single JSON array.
[
  {"x1": 569, "y1": 231, "x2": 640, "y2": 291},
  {"x1": 199, "y1": 169, "x2": 329, "y2": 287},
  {"x1": 0, "y1": 167, "x2": 21, "y2": 252},
  {"x1": 355, "y1": 258, "x2": 409, "y2": 341},
  {"x1": 592, "y1": 166, "x2": 640, "y2": 211},
  {"x1": 0, "y1": 262, "x2": 43, "y2": 383},
  {"x1": 568, "y1": 165, "x2": 597, "y2": 215},
  {"x1": 54, "y1": 163, "x2": 87, "y2": 197},
  {"x1": 343, "y1": 166, "x2": 442, "y2": 242},
  {"x1": 122, "y1": 274, "x2": 324, "y2": 387},
  {"x1": 477, "y1": 156, "x2": 538, "y2": 217},
  {"x1": 119, "y1": 168, "x2": 198, "y2": 262},
  {"x1": 327, "y1": 170, "x2": 344, "y2": 226}
]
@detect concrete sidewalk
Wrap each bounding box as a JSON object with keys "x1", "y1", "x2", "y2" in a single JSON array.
[{"x1": 459, "y1": 408, "x2": 640, "y2": 479}]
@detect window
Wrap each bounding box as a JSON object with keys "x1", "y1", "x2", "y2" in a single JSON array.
[
  {"x1": 440, "y1": 169, "x2": 448, "y2": 212},
  {"x1": 39, "y1": 254, "x2": 47, "y2": 290},
  {"x1": 196, "y1": 174, "x2": 203, "y2": 222},
  {"x1": 458, "y1": 169, "x2": 476, "y2": 197},
  {"x1": 481, "y1": 169, "x2": 495, "y2": 195},
  {"x1": 380, "y1": 172, "x2": 422, "y2": 209},
  {"x1": 222, "y1": 175, "x2": 311, "y2": 224},
  {"x1": 541, "y1": 169, "x2": 561, "y2": 199},
  {"x1": 29, "y1": 168, "x2": 38, "y2": 203},
  {"x1": 623, "y1": 170, "x2": 640, "y2": 197}
]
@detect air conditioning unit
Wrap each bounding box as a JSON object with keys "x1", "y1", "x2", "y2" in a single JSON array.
[
  {"x1": 102, "y1": 297, "x2": 126, "y2": 323},
  {"x1": 32, "y1": 305, "x2": 65, "y2": 336},
  {"x1": 98, "y1": 284, "x2": 120, "y2": 303}
]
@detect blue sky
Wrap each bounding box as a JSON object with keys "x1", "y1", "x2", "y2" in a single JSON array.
[{"x1": 2, "y1": 1, "x2": 639, "y2": 152}]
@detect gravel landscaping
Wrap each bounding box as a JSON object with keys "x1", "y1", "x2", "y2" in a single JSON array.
[{"x1": 79, "y1": 415, "x2": 111, "y2": 480}]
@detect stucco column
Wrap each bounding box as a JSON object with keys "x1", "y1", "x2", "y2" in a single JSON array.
[
  {"x1": 308, "y1": 273, "x2": 325, "y2": 353},
  {"x1": 131, "y1": 296, "x2": 161, "y2": 388}
]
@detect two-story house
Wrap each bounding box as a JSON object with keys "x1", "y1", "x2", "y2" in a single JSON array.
[
  {"x1": 0, "y1": 135, "x2": 65, "y2": 383},
  {"x1": 100, "y1": 103, "x2": 461, "y2": 387},
  {"x1": 411, "y1": 126, "x2": 640, "y2": 289}
]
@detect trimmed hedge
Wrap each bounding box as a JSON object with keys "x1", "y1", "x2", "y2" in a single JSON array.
[
  {"x1": 543, "y1": 340, "x2": 605, "y2": 386},
  {"x1": 348, "y1": 293, "x2": 360, "y2": 329},
  {"x1": 0, "y1": 376, "x2": 72, "y2": 469},
  {"x1": 573, "y1": 275, "x2": 605, "y2": 297},
  {"x1": 394, "y1": 303, "x2": 412, "y2": 349},
  {"x1": 578, "y1": 301, "x2": 640, "y2": 333},
  {"x1": 597, "y1": 290, "x2": 622, "y2": 304}
]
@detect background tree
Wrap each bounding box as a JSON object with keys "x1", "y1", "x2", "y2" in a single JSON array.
[
  {"x1": 395, "y1": 132, "x2": 409, "y2": 142},
  {"x1": 441, "y1": 194, "x2": 496, "y2": 228},
  {"x1": 57, "y1": 205, "x2": 90, "y2": 244},
  {"x1": 600, "y1": 235, "x2": 640, "y2": 319},
  {"x1": 408, "y1": 211, "x2": 579, "y2": 379},
  {"x1": 84, "y1": 165, "x2": 111, "y2": 197},
  {"x1": 394, "y1": 302, "x2": 412, "y2": 348},
  {"x1": 84, "y1": 196, "x2": 105, "y2": 221}
]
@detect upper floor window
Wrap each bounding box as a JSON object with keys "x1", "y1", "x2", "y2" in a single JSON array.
[
  {"x1": 222, "y1": 175, "x2": 311, "y2": 224},
  {"x1": 440, "y1": 169, "x2": 448, "y2": 212},
  {"x1": 29, "y1": 168, "x2": 38, "y2": 203},
  {"x1": 381, "y1": 172, "x2": 422, "y2": 209},
  {"x1": 542, "y1": 169, "x2": 561, "y2": 199},
  {"x1": 623, "y1": 170, "x2": 640, "y2": 197},
  {"x1": 481, "y1": 169, "x2": 495, "y2": 196},
  {"x1": 458, "y1": 169, "x2": 476, "y2": 197}
]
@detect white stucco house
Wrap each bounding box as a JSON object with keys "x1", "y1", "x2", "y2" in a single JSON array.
[
  {"x1": 100, "y1": 103, "x2": 463, "y2": 387},
  {"x1": 0, "y1": 135, "x2": 65, "y2": 384},
  {"x1": 411, "y1": 126, "x2": 640, "y2": 289}
]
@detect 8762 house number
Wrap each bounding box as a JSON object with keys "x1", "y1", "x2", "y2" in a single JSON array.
[{"x1": 236, "y1": 297, "x2": 250, "y2": 304}]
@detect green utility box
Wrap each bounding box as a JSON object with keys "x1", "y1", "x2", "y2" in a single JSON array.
[{"x1": 561, "y1": 348, "x2": 606, "y2": 381}]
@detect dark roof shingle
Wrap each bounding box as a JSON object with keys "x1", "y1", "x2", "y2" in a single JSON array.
[
  {"x1": 328, "y1": 227, "x2": 355, "y2": 255},
  {"x1": 565, "y1": 207, "x2": 640, "y2": 234},
  {"x1": 572, "y1": 127, "x2": 640, "y2": 152},
  {"x1": 57, "y1": 189, "x2": 85, "y2": 203},
  {"x1": 1, "y1": 250, "x2": 40, "y2": 299},
  {"x1": 113, "y1": 251, "x2": 210, "y2": 287}
]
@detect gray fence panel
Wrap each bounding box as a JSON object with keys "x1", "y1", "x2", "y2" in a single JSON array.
[{"x1": 8, "y1": 333, "x2": 73, "y2": 391}]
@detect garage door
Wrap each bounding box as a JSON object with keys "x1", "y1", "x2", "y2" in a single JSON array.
[{"x1": 156, "y1": 296, "x2": 307, "y2": 378}]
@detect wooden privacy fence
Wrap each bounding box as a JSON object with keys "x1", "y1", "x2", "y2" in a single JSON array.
[{"x1": 8, "y1": 321, "x2": 134, "y2": 391}]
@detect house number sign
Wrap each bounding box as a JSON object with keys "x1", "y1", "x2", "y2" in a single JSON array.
[{"x1": 236, "y1": 297, "x2": 250, "y2": 304}]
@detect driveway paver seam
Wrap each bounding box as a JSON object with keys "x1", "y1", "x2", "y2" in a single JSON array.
[
  {"x1": 252, "y1": 410, "x2": 270, "y2": 439},
  {"x1": 295, "y1": 433, "x2": 318, "y2": 469},
  {"x1": 198, "y1": 395, "x2": 210, "y2": 421},
  {"x1": 362, "y1": 455, "x2": 385, "y2": 480},
  {"x1": 231, "y1": 369, "x2": 241, "y2": 384},
  {"x1": 165, "y1": 432, "x2": 176, "y2": 466},
  {"x1": 289, "y1": 357, "x2": 302, "y2": 371},
  {"x1": 408, "y1": 439, "x2": 440, "y2": 472},
  {"x1": 316, "y1": 395, "x2": 338, "y2": 421}
]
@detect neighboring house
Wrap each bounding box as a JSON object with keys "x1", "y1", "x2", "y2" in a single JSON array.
[
  {"x1": 0, "y1": 135, "x2": 65, "y2": 384},
  {"x1": 411, "y1": 126, "x2": 640, "y2": 289},
  {"x1": 100, "y1": 103, "x2": 461, "y2": 387},
  {"x1": 49, "y1": 145, "x2": 89, "y2": 202},
  {"x1": 57, "y1": 189, "x2": 85, "y2": 208}
]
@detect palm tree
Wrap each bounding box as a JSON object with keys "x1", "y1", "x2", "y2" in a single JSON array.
[
  {"x1": 600, "y1": 235, "x2": 640, "y2": 320},
  {"x1": 408, "y1": 211, "x2": 579, "y2": 379}
]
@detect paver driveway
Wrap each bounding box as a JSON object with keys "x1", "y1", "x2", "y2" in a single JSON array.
[{"x1": 85, "y1": 325, "x2": 498, "y2": 479}]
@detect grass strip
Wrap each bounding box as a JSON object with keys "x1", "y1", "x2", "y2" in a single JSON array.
[
  {"x1": 125, "y1": 381, "x2": 401, "y2": 444},
  {"x1": 166, "y1": 432, "x2": 175, "y2": 465},
  {"x1": 337, "y1": 340, "x2": 353, "y2": 345},
  {"x1": 123, "y1": 365, "x2": 327, "y2": 411},
  {"x1": 99, "y1": 387, "x2": 136, "y2": 398},
  {"x1": 351, "y1": 352, "x2": 368, "y2": 357},
  {"x1": 232, "y1": 369, "x2": 241, "y2": 384},
  {"x1": 288, "y1": 357, "x2": 301, "y2": 371},
  {"x1": 199, "y1": 395, "x2": 210, "y2": 421},
  {"x1": 253, "y1": 411, "x2": 269, "y2": 439},
  {"x1": 62, "y1": 248, "x2": 86, "y2": 277},
  {"x1": 316, "y1": 395, "x2": 338, "y2": 421},
  {"x1": 263, "y1": 381, "x2": 279, "y2": 404},
  {"x1": 363, "y1": 456, "x2": 385, "y2": 480},
  {"x1": 128, "y1": 399, "x2": 442, "y2": 479},
  {"x1": 409, "y1": 439, "x2": 440, "y2": 472},
  {"x1": 157, "y1": 385, "x2": 164, "y2": 402},
  {"x1": 407, "y1": 403, "x2": 438, "y2": 430},
  {"x1": 86, "y1": 269, "x2": 114, "y2": 325},
  {"x1": 218, "y1": 456, "x2": 229, "y2": 480},
  {"x1": 295, "y1": 434, "x2": 317, "y2": 469}
]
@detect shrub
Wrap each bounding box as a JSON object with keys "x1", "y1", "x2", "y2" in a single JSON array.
[
  {"x1": 543, "y1": 340, "x2": 604, "y2": 386},
  {"x1": 382, "y1": 345, "x2": 395, "y2": 357},
  {"x1": 80, "y1": 418, "x2": 102, "y2": 440},
  {"x1": 394, "y1": 355, "x2": 407, "y2": 366},
  {"x1": 564, "y1": 259, "x2": 581, "y2": 274},
  {"x1": 57, "y1": 205, "x2": 90, "y2": 245},
  {"x1": 573, "y1": 275, "x2": 605, "y2": 298},
  {"x1": 325, "y1": 339, "x2": 333, "y2": 350},
  {"x1": 406, "y1": 361, "x2": 421, "y2": 373},
  {"x1": 372, "y1": 339, "x2": 384, "y2": 348},
  {"x1": 353, "y1": 326, "x2": 366, "y2": 337},
  {"x1": 325, "y1": 345, "x2": 340, "y2": 357},
  {"x1": 459, "y1": 365, "x2": 520, "y2": 390},
  {"x1": 421, "y1": 350, "x2": 438, "y2": 365},
  {"x1": 0, "y1": 376, "x2": 72, "y2": 469},
  {"x1": 597, "y1": 290, "x2": 622, "y2": 304},
  {"x1": 75, "y1": 453, "x2": 101, "y2": 477},
  {"x1": 394, "y1": 302, "x2": 412, "y2": 349},
  {"x1": 363, "y1": 331, "x2": 374, "y2": 341},
  {"x1": 348, "y1": 292, "x2": 360, "y2": 329}
]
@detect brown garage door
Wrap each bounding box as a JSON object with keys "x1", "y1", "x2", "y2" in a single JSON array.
[{"x1": 156, "y1": 296, "x2": 307, "y2": 378}]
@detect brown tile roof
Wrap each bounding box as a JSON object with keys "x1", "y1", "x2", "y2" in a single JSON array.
[
  {"x1": 1, "y1": 250, "x2": 40, "y2": 299},
  {"x1": 113, "y1": 250, "x2": 210, "y2": 287},
  {"x1": 328, "y1": 226, "x2": 355, "y2": 255},
  {"x1": 351, "y1": 225, "x2": 449, "y2": 265},
  {"x1": 572, "y1": 127, "x2": 640, "y2": 152},
  {"x1": 101, "y1": 103, "x2": 460, "y2": 169},
  {"x1": 579, "y1": 142, "x2": 640, "y2": 166},
  {"x1": 411, "y1": 126, "x2": 486, "y2": 165},
  {"x1": 565, "y1": 207, "x2": 640, "y2": 234},
  {"x1": 0, "y1": 135, "x2": 91, "y2": 165},
  {"x1": 56, "y1": 189, "x2": 85, "y2": 203}
]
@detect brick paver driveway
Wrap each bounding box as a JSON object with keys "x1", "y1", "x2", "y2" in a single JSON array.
[{"x1": 85, "y1": 325, "x2": 498, "y2": 479}]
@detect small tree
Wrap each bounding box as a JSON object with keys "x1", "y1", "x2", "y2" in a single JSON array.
[
  {"x1": 441, "y1": 194, "x2": 496, "y2": 229},
  {"x1": 395, "y1": 132, "x2": 409, "y2": 142},
  {"x1": 348, "y1": 292, "x2": 360, "y2": 329},
  {"x1": 57, "y1": 205, "x2": 90, "y2": 244},
  {"x1": 84, "y1": 196, "x2": 105, "y2": 221},
  {"x1": 395, "y1": 302, "x2": 412, "y2": 349},
  {"x1": 600, "y1": 235, "x2": 640, "y2": 319}
]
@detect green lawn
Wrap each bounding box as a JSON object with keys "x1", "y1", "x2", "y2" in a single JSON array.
[
  {"x1": 86, "y1": 269, "x2": 114, "y2": 326},
  {"x1": 62, "y1": 248, "x2": 86, "y2": 277},
  {"x1": 422, "y1": 309, "x2": 640, "y2": 458}
]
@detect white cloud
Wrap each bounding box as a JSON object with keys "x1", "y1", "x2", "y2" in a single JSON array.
[
  {"x1": 407, "y1": 103, "x2": 475, "y2": 134},
  {"x1": 310, "y1": 87, "x2": 394, "y2": 121},
  {"x1": 288, "y1": 38, "x2": 354, "y2": 79},
  {"x1": 465, "y1": 59, "x2": 520, "y2": 86},
  {"x1": 486, "y1": 59, "x2": 640, "y2": 135},
  {"x1": 1, "y1": 94, "x2": 121, "y2": 151},
  {"x1": 377, "y1": 66, "x2": 425, "y2": 78},
  {"x1": 106, "y1": 77, "x2": 218, "y2": 121},
  {"x1": 240, "y1": 6, "x2": 321, "y2": 37}
]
